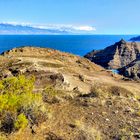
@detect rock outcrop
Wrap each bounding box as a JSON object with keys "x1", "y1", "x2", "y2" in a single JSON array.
[
  {"x1": 85, "y1": 39, "x2": 140, "y2": 69},
  {"x1": 119, "y1": 57, "x2": 140, "y2": 80}
]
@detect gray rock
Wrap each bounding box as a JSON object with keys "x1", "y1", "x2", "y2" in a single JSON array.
[
  {"x1": 85, "y1": 39, "x2": 140, "y2": 69},
  {"x1": 119, "y1": 57, "x2": 140, "y2": 80}
]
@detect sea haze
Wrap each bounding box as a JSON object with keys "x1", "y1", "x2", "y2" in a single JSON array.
[{"x1": 0, "y1": 35, "x2": 136, "y2": 56}]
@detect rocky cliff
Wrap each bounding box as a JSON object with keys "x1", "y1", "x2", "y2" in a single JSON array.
[
  {"x1": 119, "y1": 56, "x2": 140, "y2": 80},
  {"x1": 85, "y1": 39, "x2": 140, "y2": 69}
]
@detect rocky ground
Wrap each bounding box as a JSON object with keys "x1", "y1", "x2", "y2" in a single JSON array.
[{"x1": 0, "y1": 47, "x2": 140, "y2": 140}]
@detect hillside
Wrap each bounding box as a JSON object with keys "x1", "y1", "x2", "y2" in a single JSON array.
[
  {"x1": 0, "y1": 47, "x2": 140, "y2": 140},
  {"x1": 84, "y1": 39, "x2": 140, "y2": 69}
]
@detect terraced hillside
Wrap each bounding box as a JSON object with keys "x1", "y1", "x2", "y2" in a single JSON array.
[{"x1": 0, "y1": 47, "x2": 140, "y2": 140}]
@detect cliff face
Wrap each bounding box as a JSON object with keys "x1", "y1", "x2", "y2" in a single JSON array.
[
  {"x1": 119, "y1": 57, "x2": 140, "y2": 80},
  {"x1": 85, "y1": 39, "x2": 140, "y2": 69}
]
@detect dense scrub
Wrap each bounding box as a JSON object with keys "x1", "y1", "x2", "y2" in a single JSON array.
[{"x1": 0, "y1": 75, "x2": 47, "y2": 134}]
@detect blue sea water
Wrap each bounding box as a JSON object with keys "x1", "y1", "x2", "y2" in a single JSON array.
[{"x1": 0, "y1": 35, "x2": 136, "y2": 56}]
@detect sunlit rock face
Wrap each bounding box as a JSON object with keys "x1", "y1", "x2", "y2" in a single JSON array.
[{"x1": 85, "y1": 39, "x2": 140, "y2": 69}]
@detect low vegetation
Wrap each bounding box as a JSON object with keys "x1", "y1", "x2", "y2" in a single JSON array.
[
  {"x1": 74, "y1": 119, "x2": 102, "y2": 140},
  {"x1": 0, "y1": 75, "x2": 47, "y2": 134},
  {"x1": 0, "y1": 47, "x2": 140, "y2": 139},
  {"x1": 38, "y1": 61, "x2": 63, "y2": 68},
  {"x1": 43, "y1": 85, "x2": 64, "y2": 104}
]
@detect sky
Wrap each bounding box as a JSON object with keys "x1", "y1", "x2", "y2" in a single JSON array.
[{"x1": 0, "y1": 0, "x2": 140, "y2": 34}]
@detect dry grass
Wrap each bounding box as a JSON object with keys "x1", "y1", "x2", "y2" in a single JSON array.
[
  {"x1": 74, "y1": 119, "x2": 102, "y2": 140},
  {"x1": 0, "y1": 47, "x2": 140, "y2": 139},
  {"x1": 38, "y1": 61, "x2": 63, "y2": 68}
]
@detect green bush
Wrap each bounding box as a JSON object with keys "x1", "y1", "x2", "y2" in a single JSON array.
[
  {"x1": 45, "y1": 86, "x2": 59, "y2": 97},
  {"x1": 0, "y1": 75, "x2": 47, "y2": 133},
  {"x1": 0, "y1": 75, "x2": 40, "y2": 113},
  {"x1": 0, "y1": 75, "x2": 35, "y2": 95},
  {"x1": 14, "y1": 113, "x2": 28, "y2": 130}
]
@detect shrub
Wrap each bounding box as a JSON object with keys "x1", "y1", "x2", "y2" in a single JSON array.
[
  {"x1": 43, "y1": 85, "x2": 63, "y2": 104},
  {"x1": 0, "y1": 75, "x2": 47, "y2": 133},
  {"x1": 109, "y1": 86, "x2": 133, "y2": 97},
  {"x1": 0, "y1": 75, "x2": 39, "y2": 113},
  {"x1": 0, "y1": 75, "x2": 35, "y2": 95},
  {"x1": 14, "y1": 113, "x2": 28, "y2": 130},
  {"x1": 90, "y1": 86, "x2": 101, "y2": 97},
  {"x1": 45, "y1": 86, "x2": 59, "y2": 96},
  {"x1": 80, "y1": 84, "x2": 104, "y2": 98}
]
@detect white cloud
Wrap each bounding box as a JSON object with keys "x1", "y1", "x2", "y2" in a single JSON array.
[
  {"x1": 33, "y1": 24, "x2": 96, "y2": 32},
  {"x1": 72, "y1": 26, "x2": 96, "y2": 31},
  {"x1": 0, "y1": 22, "x2": 96, "y2": 33}
]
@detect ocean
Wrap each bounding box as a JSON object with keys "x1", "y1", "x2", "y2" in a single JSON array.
[{"x1": 0, "y1": 35, "x2": 136, "y2": 56}]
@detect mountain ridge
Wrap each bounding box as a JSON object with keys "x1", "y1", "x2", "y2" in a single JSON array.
[
  {"x1": 130, "y1": 36, "x2": 140, "y2": 41},
  {"x1": 0, "y1": 23, "x2": 95, "y2": 34},
  {"x1": 0, "y1": 23, "x2": 69, "y2": 34},
  {"x1": 84, "y1": 39, "x2": 140, "y2": 69}
]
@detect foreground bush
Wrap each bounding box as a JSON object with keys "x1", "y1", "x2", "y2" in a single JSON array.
[
  {"x1": 0, "y1": 75, "x2": 47, "y2": 133},
  {"x1": 14, "y1": 113, "x2": 28, "y2": 130}
]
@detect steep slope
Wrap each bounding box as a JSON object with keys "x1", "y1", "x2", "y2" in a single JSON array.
[
  {"x1": 0, "y1": 47, "x2": 140, "y2": 140},
  {"x1": 1, "y1": 47, "x2": 103, "y2": 93},
  {"x1": 85, "y1": 39, "x2": 140, "y2": 69},
  {"x1": 119, "y1": 56, "x2": 140, "y2": 80}
]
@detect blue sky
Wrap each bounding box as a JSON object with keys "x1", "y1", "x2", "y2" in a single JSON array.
[{"x1": 0, "y1": 0, "x2": 140, "y2": 34}]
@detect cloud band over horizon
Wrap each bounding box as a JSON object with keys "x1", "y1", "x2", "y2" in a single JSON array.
[{"x1": 0, "y1": 22, "x2": 96, "y2": 34}]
